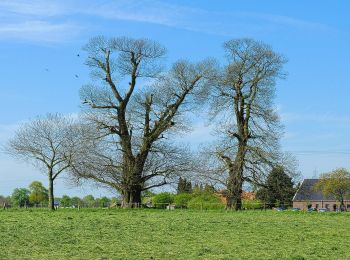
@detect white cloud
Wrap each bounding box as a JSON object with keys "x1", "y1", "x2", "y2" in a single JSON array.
[
  {"x1": 81, "y1": 0, "x2": 181, "y2": 26},
  {"x1": 0, "y1": 0, "x2": 67, "y2": 17},
  {"x1": 0, "y1": 20, "x2": 81, "y2": 43},
  {"x1": 80, "y1": 1, "x2": 332, "y2": 36},
  {"x1": 0, "y1": 0, "x2": 334, "y2": 43}
]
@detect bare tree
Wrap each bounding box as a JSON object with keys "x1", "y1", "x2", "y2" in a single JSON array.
[
  {"x1": 205, "y1": 38, "x2": 288, "y2": 210},
  {"x1": 5, "y1": 114, "x2": 78, "y2": 210},
  {"x1": 71, "y1": 36, "x2": 214, "y2": 206}
]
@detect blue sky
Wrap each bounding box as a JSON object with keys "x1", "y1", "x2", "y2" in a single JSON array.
[{"x1": 1, "y1": 0, "x2": 350, "y2": 197}]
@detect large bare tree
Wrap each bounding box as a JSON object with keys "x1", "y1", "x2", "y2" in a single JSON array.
[
  {"x1": 6, "y1": 114, "x2": 78, "y2": 210},
  {"x1": 205, "y1": 38, "x2": 288, "y2": 210},
  {"x1": 71, "y1": 36, "x2": 214, "y2": 206}
]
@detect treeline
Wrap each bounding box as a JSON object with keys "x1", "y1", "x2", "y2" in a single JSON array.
[
  {"x1": 150, "y1": 167, "x2": 296, "y2": 210},
  {"x1": 2, "y1": 165, "x2": 296, "y2": 209},
  {"x1": 0, "y1": 181, "x2": 118, "y2": 208}
]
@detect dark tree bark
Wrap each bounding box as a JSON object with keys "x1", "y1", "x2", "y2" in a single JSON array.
[
  {"x1": 48, "y1": 172, "x2": 55, "y2": 210},
  {"x1": 204, "y1": 39, "x2": 287, "y2": 210},
  {"x1": 72, "y1": 36, "x2": 214, "y2": 206}
]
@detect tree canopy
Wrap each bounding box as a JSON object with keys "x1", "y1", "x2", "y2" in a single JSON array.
[
  {"x1": 314, "y1": 168, "x2": 350, "y2": 211},
  {"x1": 28, "y1": 181, "x2": 48, "y2": 206},
  {"x1": 11, "y1": 188, "x2": 30, "y2": 207}
]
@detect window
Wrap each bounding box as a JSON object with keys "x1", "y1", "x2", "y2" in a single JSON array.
[
  {"x1": 347, "y1": 204, "x2": 350, "y2": 209},
  {"x1": 315, "y1": 204, "x2": 319, "y2": 209},
  {"x1": 325, "y1": 204, "x2": 329, "y2": 209}
]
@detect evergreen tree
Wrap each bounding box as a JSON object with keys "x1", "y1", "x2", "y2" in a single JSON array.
[
  {"x1": 177, "y1": 177, "x2": 192, "y2": 194},
  {"x1": 256, "y1": 166, "x2": 295, "y2": 208}
]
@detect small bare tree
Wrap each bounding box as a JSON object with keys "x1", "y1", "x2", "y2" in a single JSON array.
[
  {"x1": 70, "y1": 36, "x2": 214, "y2": 206},
  {"x1": 6, "y1": 114, "x2": 78, "y2": 210},
  {"x1": 206, "y1": 38, "x2": 288, "y2": 210}
]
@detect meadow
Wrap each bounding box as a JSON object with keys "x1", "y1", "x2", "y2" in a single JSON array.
[{"x1": 1, "y1": 209, "x2": 350, "y2": 259}]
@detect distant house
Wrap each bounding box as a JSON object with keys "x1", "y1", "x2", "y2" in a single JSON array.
[{"x1": 293, "y1": 179, "x2": 350, "y2": 211}]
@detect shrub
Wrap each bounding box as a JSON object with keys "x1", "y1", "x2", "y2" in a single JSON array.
[
  {"x1": 242, "y1": 199, "x2": 263, "y2": 210},
  {"x1": 173, "y1": 193, "x2": 193, "y2": 208},
  {"x1": 187, "y1": 193, "x2": 224, "y2": 210},
  {"x1": 152, "y1": 192, "x2": 174, "y2": 209}
]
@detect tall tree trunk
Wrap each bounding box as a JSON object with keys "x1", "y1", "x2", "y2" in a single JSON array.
[
  {"x1": 48, "y1": 172, "x2": 55, "y2": 210},
  {"x1": 131, "y1": 188, "x2": 142, "y2": 208},
  {"x1": 121, "y1": 187, "x2": 142, "y2": 207},
  {"x1": 121, "y1": 155, "x2": 146, "y2": 208},
  {"x1": 121, "y1": 167, "x2": 143, "y2": 208},
  {"x1": 340, "y1": 198, "x2": 346, "y2": 212},
  {"x1": 226, "y1": 177, "x2": 243, "y2": 210},
  {"x1": 226, "y1": 144, "x2": 245, "y2": 210}
]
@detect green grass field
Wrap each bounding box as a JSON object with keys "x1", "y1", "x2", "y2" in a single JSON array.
[{"x1": 1, "y1": 209, "x2": 350, "y2": 259}]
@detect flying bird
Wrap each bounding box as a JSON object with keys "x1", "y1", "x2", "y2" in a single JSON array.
[{"x1": 75, "y1": 74, "x2": 79, "y2": 78}]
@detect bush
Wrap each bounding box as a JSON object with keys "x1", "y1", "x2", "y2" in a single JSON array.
[
  {"x1": 187, "y1": 193, "x2": 224, "y2": 210},
  {"x1": 242, "y1": 199, "x2": 263, "y2": 210},
  {"x1": 152, "y1": 192, "x2": 174, "y2": 209},
  {"x1": 173, "y1": 193, "x2": 193, "y2": 208}
]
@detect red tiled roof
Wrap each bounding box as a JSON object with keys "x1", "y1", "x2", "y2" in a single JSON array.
[{"x1": 215, "y1": 190, "x2": 256, "y2": 203}]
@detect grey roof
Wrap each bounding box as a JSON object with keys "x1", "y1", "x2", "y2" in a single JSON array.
[{"x1": 293, "y1": 179, "x2": 339, "y2": 201}]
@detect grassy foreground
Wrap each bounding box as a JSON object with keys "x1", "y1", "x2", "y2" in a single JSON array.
[{"x1": 1, "y1": 209, "x2": 350, "y2": 259}]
